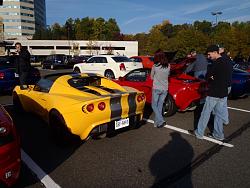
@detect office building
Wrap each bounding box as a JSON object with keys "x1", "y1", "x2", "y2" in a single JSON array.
[{"x1": 0, "y1": 0, "x2": 46, "y2": 40}]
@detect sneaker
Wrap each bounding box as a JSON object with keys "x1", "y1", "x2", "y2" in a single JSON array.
[
  {"x1": 207, "y1": 133, "x2": 224, "y2": 141},
  {"x1": 188, "y1": 130, "x2": 203, "y2": 139},
  {"x1": 157, "y1": 122, "x2": 166, "y2": 128}
]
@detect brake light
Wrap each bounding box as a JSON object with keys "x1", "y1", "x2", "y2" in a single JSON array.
[
  {"x1": 137, "y1": 94, "x2": 145, "y2": 102},
  {"x1": 141, "y1": 93, "x2": 145, "y2": 100},
  {"x1": 86, "y1": 104, "x2": 94, "y2": 112},
  {"x1": 120, "y1": 63, "x2": 126, "y2": 71},
  {"x1": 0, "y1": 72, "x2": 4, "y2": 79},
  {"x1": 98, "y1": 102, "x2": 106, "y2": 111}
]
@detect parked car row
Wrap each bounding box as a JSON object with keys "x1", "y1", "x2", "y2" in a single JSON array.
[{"x1": 41, "y1": 54, "x2": 93, "y2": 70}]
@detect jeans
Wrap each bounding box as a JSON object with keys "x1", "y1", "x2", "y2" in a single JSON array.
[
  {"x1": 195, "y1": 96, "x2": 228, "y2": 140},
  {"x1": 151, "y1": 89, "x2": 168, "y2": 126},
  {"x1": 212, "y1": 86, "x2": 231, "y2": 124}
]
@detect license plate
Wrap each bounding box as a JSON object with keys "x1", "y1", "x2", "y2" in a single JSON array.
[{"x1": 115, "y1": 118, "x2": 129, "y2": 130}]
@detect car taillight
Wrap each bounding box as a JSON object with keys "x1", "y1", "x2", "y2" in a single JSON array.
[
  {"x1": 120, "y1": 63, "x2": 126, "y2": 71},
  {"x1": 86, "y1": 104, "x2": 94, "y2": 112},
  {"x1": 0, "y1": 72, "x2": 4, "y2": 79},
  {"x1": 137, "y1": 94, "x2": 145, "y2": 102},
  {"x1": 98, "y1": 102, "x2": 106, "y2": 111}
]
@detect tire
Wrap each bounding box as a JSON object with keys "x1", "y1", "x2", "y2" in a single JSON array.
[
  {"x1": 49, "y1": 110, "x2": 73, "y2": 145},
  {"x1": 13, "y1": 92, "x2": 24, "y2": 112},
  {"x1": 162, "y1": 95, "x2": 177, "y2": 117},
  {"x1": 73, "y1": 67, "x2": 81, "y2": 73},
  {"x1": 104, "y1": 70, "x2": 115, "y2": 79}
]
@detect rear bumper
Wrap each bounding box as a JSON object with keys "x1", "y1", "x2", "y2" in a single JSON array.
[{"x1": 89, "y1": 114, "x2": 142, "y2": 138}]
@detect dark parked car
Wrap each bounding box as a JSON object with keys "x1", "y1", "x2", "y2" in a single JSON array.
[
  {"x1": 0, "y1": 56, "x2": 40, "y2": 94},
  {"x1": 41, "y1": 54, "x2": 69, "y2": 69},
  {"x1": 67, "y1": 55, "x2": 92, "y2": 66},
  {"x1": 230, "y1": 68, "x2": 250, "y2": 98}
]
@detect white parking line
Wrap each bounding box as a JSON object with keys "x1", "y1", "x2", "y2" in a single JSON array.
[
  {"x1": 228, "y1": 106, "x2": 250, "y2": 113},
  {"x1": 21, "y1": 149, "x2": 61, "y2": 188},
  {"x1": 144, "y1": 118, "x2": 234, "y2": 148}
]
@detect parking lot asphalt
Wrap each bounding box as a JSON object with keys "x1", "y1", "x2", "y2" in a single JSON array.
[{"x1": 1, "y1": 69, "x2": 250, "y2": 188}]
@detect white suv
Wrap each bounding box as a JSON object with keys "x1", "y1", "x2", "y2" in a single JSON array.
[{"x1": 73, "y1": 55, "x2": 143, "y2": 79}]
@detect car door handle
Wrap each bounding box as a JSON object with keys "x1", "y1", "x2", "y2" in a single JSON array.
[{"x1": 41, "y1": 99, "x2": 46, "y2": 101}]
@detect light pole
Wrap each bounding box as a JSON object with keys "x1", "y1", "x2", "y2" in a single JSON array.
[
  {"x1": 211, "y1": 11, "x2": 222, "y2": 25},
  {"x1": 67, "y1": 27, "x2": 70, "y2": 56}
]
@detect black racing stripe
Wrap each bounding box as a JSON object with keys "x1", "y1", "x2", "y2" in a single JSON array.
[
  {"x1": 77, "y1": 86, "x2": 102, "y2": 96},
  {"x1": 128, "y1": 92, "x2": 137, "y2": 116},
  {"x1": 95, "y1": 86, "x2": 123, "y2": 94},
  {"x1": 110, "y1": 95, "x2": 122, "y2": 120}
]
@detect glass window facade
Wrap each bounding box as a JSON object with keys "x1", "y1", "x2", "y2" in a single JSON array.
[{"x1": 1, "y1": 0, "x2": 46, "y2": 39}]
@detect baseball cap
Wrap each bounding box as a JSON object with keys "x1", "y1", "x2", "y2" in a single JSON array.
[{"x1": 206, "y1": 45, "x2": 219, "y2": 53}]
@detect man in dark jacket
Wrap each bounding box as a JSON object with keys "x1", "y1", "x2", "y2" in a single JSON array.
[
  {"x1": 189, "y1": 45, "x2": 232, "y2": 141},
  {"x1": 15, "y1": 42, "x2": 31, "y2": 90}
]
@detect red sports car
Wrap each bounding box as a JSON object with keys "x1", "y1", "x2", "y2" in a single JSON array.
[
  {"x1": 0, "y1": 105, "x2": 21, "y2": 187},
  {"x1": 114, "y1": 68, "x2": 203, "y2": 116}
]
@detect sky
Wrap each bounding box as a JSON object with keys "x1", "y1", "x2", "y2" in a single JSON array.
[{"x1": 46, "y1": 0, "x2": 250, "y2": 34}]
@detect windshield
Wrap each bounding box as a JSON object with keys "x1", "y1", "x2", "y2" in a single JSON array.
[{"x1": 68, "y1": 76, "x2": 102, "y2": 88}]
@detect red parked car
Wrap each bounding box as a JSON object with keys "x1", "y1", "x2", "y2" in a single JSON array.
[
  {"x1": 114, "y1": 68, "x2": 203, "y2": 116},
  {"x1": 0, "y1": 105, "x2": 21, "y2": 187},
  {"x1": 130, "y1": 56, "x2": 154, "y2": 69}
]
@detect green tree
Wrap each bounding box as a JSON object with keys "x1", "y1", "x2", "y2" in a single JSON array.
[{"x1": 104, "y1": 18, "x2": 120, "y2": 40}]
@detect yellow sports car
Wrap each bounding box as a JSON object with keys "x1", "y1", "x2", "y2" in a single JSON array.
[{"x1": 12, "y1": 73, "x2": 146, "y2": 141}]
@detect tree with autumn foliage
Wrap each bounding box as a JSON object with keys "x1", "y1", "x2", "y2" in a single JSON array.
[{"x1": 33, "y1": 18, "x2": 250, "y2": 60}]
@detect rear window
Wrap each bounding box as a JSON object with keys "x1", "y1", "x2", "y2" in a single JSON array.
[
  {"x1": 68, "y1": 76, "x2": 102, "y2": 89},
  {"x1": 112, "y1": 56, "x2": 132, "y2": 63}
]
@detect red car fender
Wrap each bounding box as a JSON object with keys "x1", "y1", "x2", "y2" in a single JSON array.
[{"x1": 170, "y1": 84, "x2": 201, "y2": 111}]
